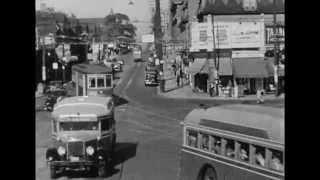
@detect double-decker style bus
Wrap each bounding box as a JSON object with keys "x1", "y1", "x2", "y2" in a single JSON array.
[{"x1": 179, "y1": 105, "x2": 284, "y2": 180}]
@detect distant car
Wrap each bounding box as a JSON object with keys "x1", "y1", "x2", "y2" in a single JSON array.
[{"x1": 133, "y1": 49, "x2": 142, "y2": 62}]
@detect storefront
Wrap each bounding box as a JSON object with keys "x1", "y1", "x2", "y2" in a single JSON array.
[{"x1": 232, "y1": 57, "x2": 269, "y2": 95}]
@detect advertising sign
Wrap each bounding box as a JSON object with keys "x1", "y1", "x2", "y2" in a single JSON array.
[
  {"x1": 232, "y1": 50, "x2": 265, "y2": 58},
  {"x1": 190, "y1": 22, "x2": 213, "y2": 52},
  {"x1": 230, "y1": 21, "x2": 265, "y2": 48},
  {"x1": 265, "y1": 25, "x2": 285, "y2": 44},
  {"x1": 213, "y1": 22, "x2": 232, "y2": 49},
  {"x1": 142, "y1": 34, "x2": 154, "y2": 43}
]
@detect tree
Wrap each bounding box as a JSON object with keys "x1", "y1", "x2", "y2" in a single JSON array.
[{"x1": 102, "y1": 12, "x2": 136, "y2": 41}]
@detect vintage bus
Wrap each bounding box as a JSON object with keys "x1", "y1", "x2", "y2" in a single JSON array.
[
  {"x1": 46, "y1": 96, "x2": 116, "y2": 178},
  {"x1": 179, "y1": 105, "x2": 284, "y2": 180}
]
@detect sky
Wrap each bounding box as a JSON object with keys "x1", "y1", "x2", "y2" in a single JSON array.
[{"x1": 35, "y1": 0, "x2": 153, "y2": 21}]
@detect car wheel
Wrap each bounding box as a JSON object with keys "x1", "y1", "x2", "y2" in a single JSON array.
[
  {"x1": 50, "y1": 165, "x2": 57, "y2": 179},
  {"x1": 98, "y1": 165, "x2": 106, "y2": 178}
]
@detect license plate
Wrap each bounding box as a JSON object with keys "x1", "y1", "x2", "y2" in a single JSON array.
[{"x1": 70, "y1": 156, "x2": 80, "y2": 162}]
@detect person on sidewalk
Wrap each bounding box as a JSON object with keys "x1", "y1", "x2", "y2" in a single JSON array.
[
  {"x1": 209, "y1": 82, "x2": 215, "y2": 97},
  {"x1": 257, "y1": 89, "x2": 265, "y2": 104}
]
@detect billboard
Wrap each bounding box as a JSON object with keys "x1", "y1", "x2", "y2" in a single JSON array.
[
  {"x1": 230, "y1": 21, "x2": 265, "y2": 48},
  {"x1": 190, "y1": 22, "x2": 213, "y2": 52},
  {"x1": 142, "y1": 34, "x2": 155, "y2": 43}
]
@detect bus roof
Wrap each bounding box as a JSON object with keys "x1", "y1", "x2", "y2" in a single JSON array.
[
  {"x1": 52, "y1": 96, "x2": 113, "y2": 118},
  {"x1": 183, "y1": 105, "x2": 284, "y2": 144}
]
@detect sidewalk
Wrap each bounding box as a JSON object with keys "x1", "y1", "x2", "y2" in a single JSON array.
[{"x1": 157, "y1": 86, "x2": 285, "y2": 102}]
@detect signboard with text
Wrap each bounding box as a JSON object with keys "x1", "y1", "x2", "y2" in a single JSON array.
[
  {"x1": 265, "y1": 25, "x2": 285, "y2": 44},
  {"x1": 213, "y1": 22, "x2": 232, "y2": 49},
  {"x1": 190, "y1": 22, "x2": 213, "y2": 52},
  {"x1": 230, "y1": 21, "x2": 265, "y2": 48},
  {"x1": 142, "y1": 34, "x2": 155, "y2": 43}
]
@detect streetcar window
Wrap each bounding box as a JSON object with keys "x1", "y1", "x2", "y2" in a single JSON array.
[
  {"x1": 88, "y1": 77, "x2": 96, "y2": 88},
  {"x1": 254, "y1": 145, "x2": 266, "y2": 167},
  {"x1": 225, "y1": 139, "x2": 235, "y2": 158},
  {"x1": 97, "y1": 77, "x2": 105, "y2": 88},
  {"x1": 270, "y1": 149, "x2": 284, "y2": 172},
  {"x1": 101, "y1": 116, "x2": 113, "y2": 131},
  {"x1": 239, "y1": 142, "x2": 249, "y2": 162},
  {"x1": 200, "y1": 133, "x2": 209, "y2": 150},
  {"x1": 106, "y1": 75, "x2": 112, "y2": 87},
  {"x1": 187, "y1": 130, "x2": 198, "y2": 148},
  {"x1": 210, "y1": 136, "x2": 222, "y2": 155}
]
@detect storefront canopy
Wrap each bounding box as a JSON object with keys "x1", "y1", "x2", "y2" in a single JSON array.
[
  {"x1": 218, "y1": 57, "x2": 233, "y2": 76},
  {"x1": 232, "y1": 58, "x2": 268, "y2": 78},
  {"x1": 186, "y1": 58, "x2": 207, "y2": 75}
]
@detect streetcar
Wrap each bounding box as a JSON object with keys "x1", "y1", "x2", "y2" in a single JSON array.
[
  {"x1": 178, "y1": 105, "x2": 284, "y2": 180},
  {"x1": 45, "y1": 96, "x2": 116, "y2": 178}
]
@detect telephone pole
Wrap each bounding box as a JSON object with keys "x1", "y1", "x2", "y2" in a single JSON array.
[{"x1": 154, "y1": 0, "x2": 163, "y2": 59}]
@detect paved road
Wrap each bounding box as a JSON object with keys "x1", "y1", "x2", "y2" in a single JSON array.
[{"x1": 36, "y1": 52, "x2": 284, "y2": 180}]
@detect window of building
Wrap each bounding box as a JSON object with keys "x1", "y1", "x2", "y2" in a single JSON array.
[
  {"x1": 210, "y1": 136, "x2": 222, "y2": 155},
  {"x1": 270, "y1": 149, "x2": 284, "y2": 172},
  {"x1": 52, "y1": 119, "x2": 57, "y2": 133},
  {"x1": 200, "y1": 133, "x2": 209, "y2": 150},
  {"x1": 187, "y1": 130, "x2": 198, "y2": 148},
  {"x1": 225, "y1": 139, "x2": 235, "y2": 158}
]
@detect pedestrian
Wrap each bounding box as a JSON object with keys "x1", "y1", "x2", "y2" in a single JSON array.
[
  {"x1": 209, "y1": 82, "x2": 215, "y2": 97},
  {"x1": 177, "y1": 73, "x2": 180, "y2": 87},
  {"x1": 257, "y1": 89, "x2": 264, "y2": 104}
]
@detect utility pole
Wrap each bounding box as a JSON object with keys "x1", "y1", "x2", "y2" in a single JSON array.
[
  {"x1": 273, "y1": 13, "x2": 279, "y2": 96},
  {"x1": 154, "y1": 0, "x2": 163, "y2": 59},
  {"x1": 42, "y1": 36, "x2": 46, "y2": 82},
  {"x1": 210, "y1": 15, "x2": 219, "y2": 96}
]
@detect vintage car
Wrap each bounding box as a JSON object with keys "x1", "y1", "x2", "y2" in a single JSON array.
[{"x1": 46, "y1": 96, "x2": 116, "y2": 178}]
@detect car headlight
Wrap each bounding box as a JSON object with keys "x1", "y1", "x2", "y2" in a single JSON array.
[
  {"x1": 57, "y1": 146, "x2": 66, "y2": 156},
  {"x1": 86, "y1": 146, "x2": 94, "y2": 155}
]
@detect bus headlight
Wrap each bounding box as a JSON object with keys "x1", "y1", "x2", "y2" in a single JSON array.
[
  {"x1": 86, "y1": 146, "x2": 94, "y2": 155},
  {"x1": 57, "y1": 146, "x2": 66, "y2": 156}
]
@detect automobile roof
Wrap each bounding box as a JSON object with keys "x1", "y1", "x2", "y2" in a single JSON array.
[
  {"x1": 52, "y1": 96, "x2": 113, "y2": 118},
  {"x1": 183, "y1": 104, "x2": 284, "y2": 144}
]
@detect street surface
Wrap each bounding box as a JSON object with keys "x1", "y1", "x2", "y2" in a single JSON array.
[{"x1": 36, "y1": 52, "x2": 284, "y2": 180}]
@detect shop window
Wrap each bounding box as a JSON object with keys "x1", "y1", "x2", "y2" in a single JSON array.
[
  {"x1": 97, "y1": 77, "x2": 105, "y2": 88},
  {"x1": 187, "y1": 130, "x2": 198, "y2": 148},
  {"x1": 270, "y1": 149, "x2": 284, "y2": 172},
  {"x1": 200, "y1": 133, "x2": 209, "y2": 150},
  {"x1": 106, "y1": 75, "x2": 112, "y2": 87},
  {"x1": 210, "y1": 136, "x2": 222, "y2": 155},
  {"x1": 225, "y1": 139, "x2": 235, "y2": 158}
]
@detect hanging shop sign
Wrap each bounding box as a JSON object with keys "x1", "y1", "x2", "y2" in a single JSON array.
[
  {"x1": 230, "y1": 21, "x2": 265, "y2": 48},
  {"x1": 265, "y1": 25, "x2": 285, "y2": 44},
  {"x1": 190, "y1": 22, "x2": 213, "y2": 52},
  {"x1": 232, "y1": 50, "x2": 264, "y2": 58}
]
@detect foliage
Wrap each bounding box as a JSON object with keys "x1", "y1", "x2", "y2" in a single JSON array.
[{"x1": 102, "y1": 13, "x2": 136, "y2": 41}]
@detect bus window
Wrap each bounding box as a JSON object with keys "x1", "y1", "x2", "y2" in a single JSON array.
[
  {"x1": 239, "y1": 142, "x2": 249, "y2": 162},
  {"x1": 210, "y1": 136, "x2": 222, "y2": 155},
  {"x1": 187, "y1": 130, "x2": 198, "y2": 148},
  {"x1": 225, "y1": 139, "x2": 235, "y2": 158},
  {"x1": 254, "y1": 145, "x2": 266, "y2": 167},
  {"x1": 200, "y1": 133, "x2": 209, "y2": 150},
  {"x1": 101, "y1": 116, "x2": 113, "y2": 131},
  {"x1": 270, "y1": 149, "x2": 284, "y2": 172}
]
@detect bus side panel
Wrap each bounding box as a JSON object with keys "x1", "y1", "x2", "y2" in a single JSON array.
[{"x1": 180, "y1": 148, "x2": 276, "y2": 180}]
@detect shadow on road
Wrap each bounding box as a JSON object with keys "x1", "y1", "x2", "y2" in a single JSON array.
[
  {"x1": 113, "y1": 94, "x2": 129, "y2": 107},
  {"x1": 55, "y1": 142, "x2": 139, "y2": 179}
]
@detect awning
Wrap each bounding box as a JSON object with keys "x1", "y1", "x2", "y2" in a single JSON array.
[
  {"x1": 232, "y1": 58, "x2": 268, "y2": 78},
  {"x1": 265, "y1": 57, "x2": 285, "y2": 77},
  {"x1": 186, "y1": 58, "x2": 207, "y2": 75}
]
